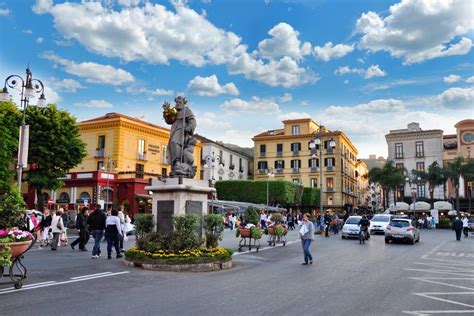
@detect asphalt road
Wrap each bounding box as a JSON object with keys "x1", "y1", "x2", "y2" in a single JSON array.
[{"x1": 1, "y1": 228, "x2": 473, "y2": 316}]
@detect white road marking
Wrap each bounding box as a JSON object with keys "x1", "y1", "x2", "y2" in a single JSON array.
[
  {"x1": 233, "y1": 239, "x2": 300, "y2": 256},
  {"x1": 413, "y1": 292, "x2": 474, "y2": 308},
  {"x1": 413, "y1": 262, "x2": 474, "y2": 273},
  {"x1": 420, "y1": 255, "x2": 474, "y2": 265},
  {"x1": 70, "y1": 272, "x2": 112, "y2": 280},
  {"x1": 404, "y1": 268, "x2": 474, "y2": 277},
  {"x1": 403, "y1": 310, "x2": 474, "y2": 315},
  {"x1": 408, "y1": 277, "x2": 474, "y2": 291},
  {"x1": 0, "y1": 281, "x2": 56, "y2": 292},
  {"x1": 0, "y1": 271, "x2": 130, "y2": 295}
]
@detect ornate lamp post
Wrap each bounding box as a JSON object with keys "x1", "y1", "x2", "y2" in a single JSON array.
[
  {"x1": 101, "y1": 158, "x2": 117, "y2": 211},
  {"x1": 308, "y1": 125, "x2": 336, "y2": 216},
  {"x1": 0, "y1": 67, "x2": 47, "y2": 188},
  {"x1": 203, "y1": 152, "x2": 225, "y2": 187}
]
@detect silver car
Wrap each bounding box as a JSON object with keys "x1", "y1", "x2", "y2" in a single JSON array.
[
  {"x1": 385, "y1": 219, "x2": 420, "y2": 244},
  {"x1": 341, "y1": 216, "x2": 362, "y2": 239}
]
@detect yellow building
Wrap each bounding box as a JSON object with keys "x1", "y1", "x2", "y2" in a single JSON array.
[
  {"x1": 252, "y1": 118, "x2": 365, "y2": 211},
  {"x1": 40, "y1": 112, "x2": 201, "y2": 217}
]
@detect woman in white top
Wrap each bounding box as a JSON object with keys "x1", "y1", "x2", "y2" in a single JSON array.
[
  {"x1": 105, "y1": 209, "x2": 123, "y2": 259},
  {"x1": 50, "y1": 209, "x2": 65, "y2": 250}
]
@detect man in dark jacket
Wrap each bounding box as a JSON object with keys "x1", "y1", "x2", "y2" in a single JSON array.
[
  {"x1": 71, "y1": 207, "x2": 89, "y2": 251},
  {"x1": 324, "y1": 211, "x2": 332, "y2": 237},
  {"x1": 452, "y1": 217, "x2": 463, "y2": 241},
  {"x1": 87, "y1": 205, "x2": 107, "y2": 259}
]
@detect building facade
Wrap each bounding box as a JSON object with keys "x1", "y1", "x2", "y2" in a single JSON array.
[
  {"x1": 252, "y1": 118, "x2": 366, "y2": 211},
  {"x1": 29, "y1": 112, "x2": 202, "y2": 217},
  {"x1": 443, "y1": 119, "x2": 474, "y2": 199},
  {"x1": 196, "y1": 135, "x2": 253, "y2": 182},
  {"x1": 385, "y1": 122, "x2": 444, "y2": 203}
]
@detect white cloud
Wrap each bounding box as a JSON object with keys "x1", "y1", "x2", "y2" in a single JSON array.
[
  {"x1": 117, "y1": 0, "x2": 142, "y2": 6},
  {"x1": 125, "y1": 85, "x2": 174, "y2": 96},
  {"x1": 221, "y1": 96, "x2": 280, "y2": 113},
  {"x1": 36, "y1": 37, "x2": 44, "y2": 44},
  {"x1": 443, "y1": 74, "x2": 461, "y2": 84},
  {"x1": 0, "y1": 8, "x2": 11, "y2": 15},
  {"x1": 54, "y1": 39, "x2": 74, "y2": 47},
  {"x1": 257, "y1": 23, "x2": 311, "y2": 61},
  {"x1": 43, "y1": 86, "x2": 61, "y2": 104},
  {"x1": 279, "y1": 93, "x2": 292, "y2": 102},
  {"x1": 344, "y1": 79, "x2": 349, "y2": 84},
  {"x1": 363, "y1": 79, "x2": 426, "y2": 92},
  {"x1": 335, "y1": 64, "x2": 386, "y2": 79},
  {"x1": 437, "y1": 87, "x2": 474, "y2": 108},
  {"x1": 466, "y1": 76, "x2": 474, "y2": 84},
  {"x1": 53, "y1": 78, "x2": 85, "y2": 93},
  {"x1": 355, "y1": 0, "x2": 474, "y2": 64},
  {"x1": 325, "y1": 98, "x2": 405, "y2": 115},
  {"x1": 197, "y1": 112, "x2": 231, "y2": 129},
  {"x1": 187, "y1": 75, "x2": 239, "y2": 96},
  {"x1": 278, "y1": 112, "x2": 311, "y2": 121},
  {"x1": 313, "y1": 42, "x2": 354, "y2": 61},
  {"x1": 32, "y1": 0, "x2": 53, "y2": 14},
  {"x1": 75, "y1": 99, "x2": 113, "y2": 108},
  {"x1": 23, "y1": 29, "x2": 33, "y2": 34},
  {"x1": 41, "y1": 52, "x2": 134, "y2": 85}
]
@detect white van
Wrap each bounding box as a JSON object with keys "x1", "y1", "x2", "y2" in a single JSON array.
[{"x1": 370, "y1": 214, "x2": 393, "y2": 235}]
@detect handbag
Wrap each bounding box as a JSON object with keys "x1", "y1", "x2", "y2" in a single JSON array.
[{"x1": 299, "y1": 223, "x2": 308, "y2": 236}]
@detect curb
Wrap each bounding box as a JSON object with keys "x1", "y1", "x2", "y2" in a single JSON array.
[{"x1": 123, "y1": 258, "x2": 233, "y2": 272}]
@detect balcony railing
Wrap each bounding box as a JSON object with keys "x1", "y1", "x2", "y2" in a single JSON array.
[
  {"x1": 292, "y1": 168, "x2": 300, "y2": 173},
  {"x1": 276, "y1": 151, "x2": 283, "y2": 157},
  {"x1": 415, "y1": 152, "x2": 424, "y2": 158},
  {"x1": 395, "y1": 154, "x2": 404, "y2": 159},
  {"x1": 309, "y1": 167, "x2": 318, "y2": 173},
  {"x1": 94, "y1": 148, "x2": 105, "y2": 158},
  {"x1": 258, "y1": 169, "x2": 267, "y2": 175},
  {"x1": 326, "y1": 148, "x2": 334, "y2": 154},
  {"x1": 137, "y1": 153, "x2": 147, "y2": 161},
  {"x1": 292, "y1": 150, "x2": 300, "y2": 156},
  {"x1": 326, "y1": 187, "x2": 335, "y2": 192},
  {"x1": 325, "y1": 166, "x2": 334, "y2": 171},
  {"x1": 276, "y1": 169, "x2": 284, "y2": 174},
  {"x1": 259, "y1": 152, "x2": 266, "y2": 157}
]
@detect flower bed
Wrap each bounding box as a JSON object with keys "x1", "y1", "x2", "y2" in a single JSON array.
[{"x1": 124, "y1": 247, "x2": 233, "y2": 272}]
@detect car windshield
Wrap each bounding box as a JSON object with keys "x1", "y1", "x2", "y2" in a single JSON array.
[
  {"x1": 390, "y1": 220, "x2": 410, "y2": 228},
  {"x1": 371, "y1": 216, "x2": 389, "y2": 222},
  {"x1": 345, "y1": 218, "x2": 361, "y2": 225}
]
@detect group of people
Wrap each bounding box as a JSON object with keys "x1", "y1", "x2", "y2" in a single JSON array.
[
  {"x1": 452, "y1": 216, "x2": 471, "y2": 240},
  {"x1": 28, "y1": 205, "x2": 133, "y2": 259}
]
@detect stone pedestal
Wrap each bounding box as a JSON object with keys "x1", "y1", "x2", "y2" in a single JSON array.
[{"x1": 145, "y1": 178, "x2": 216, "y2": 236}]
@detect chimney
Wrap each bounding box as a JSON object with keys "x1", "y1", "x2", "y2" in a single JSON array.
[{"x1": 407, "y1": 122, "x2": 420, "y2": 132}]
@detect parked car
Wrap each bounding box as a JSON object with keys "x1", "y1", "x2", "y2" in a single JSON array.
[
  {"x1": 468, "y1": 219, "x2": 474, "y2": 232},
  {"x1": 369, "y1": 214, "x2": 392, "y2": 235},
  {"x1": 385, "y1": 219, "x2": 420, "y2": 244},
  {"x1": 341, "y1": 216, "x2": 362, "y2": 239}
]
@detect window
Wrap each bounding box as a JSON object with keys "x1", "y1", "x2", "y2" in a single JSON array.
[
  {"x1": 310, "y1": 178, "x2": 317, "y2": 188},
  {"x1": 257, "y1": 161, "x2": 268, "y2": 170},
  {"x1": 162, "y1": 145, "x2": 168, "y2": 164},
  {"x1": 219, "y1": 150, "x2": 223, "y2": 160},
  {"x1": 417, "y1": 184, "x2": 426, "y2": 198},
  {"x1": 138, "y1": 139, "x2": 145, "y2": 155},
  {"x1": 326, "y1": 177, "x2": 334, "y2": 188},
  {"x1": 290, "y1": 159, "x2": 301, "y2": 169},
  {"x1": 161, "y1": 168, "x2": 167, "y2": 177},
  {"x1": 292, "y1": 125, "x2": 300, "y2": 135},
  {"x1": 415, "y1": 141, "x2": 424, "y2": 157},
  {"x1": 395, "y1": 143, "x2": 403, "y2": 159},
  {"x1": 239, "y1": 158, "x2": 243, "y2": 172},
  {"x1": 276, "y1": 144, "x2": 283, "y2": 156},
  {"x1": 308, "y1": 158, "x2": 319, "y2": 168},
  {"x1": 229, "y1": 154, "x2": 233, "y2": 168},
  {"x1": 291, "y1": 142, "x2": 301, "y2": 152},
  {"x1": 98, "y1": 135, "x2": 105, "y2": 149},
  {"x1": 136, "y1": 163, "x2": 144, "y2": 179},
  {"x1": 274, "y1": 160, "x2": 285, "y2": 170},
  {"x1": 97, "y1": 161, "x2": 104, "y2": 171},
  {"x1": 324, "y1": 157, "x2": 336, "y2": 167},
  {"x1": 260, "y1": 144, "x2": 266, "y2": 156},
  {"x1": 396, "y1": 163, "x2": 404, "y2": 170},
  {"x1": 416, "y1": 162, "x2": 425, "y2": 172}
]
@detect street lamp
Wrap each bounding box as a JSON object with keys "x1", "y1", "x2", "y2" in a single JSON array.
[
  {"x1": 308, "y1": 125, "x2": 336, "y2": 216},
  {"x1": 266, "y1": 168, "x2": 274, "y2": 206},
  {"x1": 203, "y1": 152, "x2": 225, "y2": 187},
  {"x1": 0, "y1": 67, "x2": 47, "y2": 188},
  {"x1": 101, "y1": 158, "x2": 117, "y2": 211}
]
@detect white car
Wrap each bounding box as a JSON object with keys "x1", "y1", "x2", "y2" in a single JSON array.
[
  {"x1": 341, "y1": 216, "x2": 362, "y2": 239},
  {"x1": 369, "y1": 214, "x2": 392, "y2": 235}
]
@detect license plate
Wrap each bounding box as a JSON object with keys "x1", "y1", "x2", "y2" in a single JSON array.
[{"x1": 393, "y1": 234, "x2": 404, "y2": 238}]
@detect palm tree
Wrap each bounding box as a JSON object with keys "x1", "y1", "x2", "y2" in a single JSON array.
[
  {"x1": 413, "y1": 161, "x2": 445, "y2": 209},
  {"x1": 444, "y1": 157, "x2": 474, "y2": 213},
  {"x1": 369, "y1": 161, "x2": 405, "y2": 209}
]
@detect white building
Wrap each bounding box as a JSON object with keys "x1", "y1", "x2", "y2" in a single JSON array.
[
  {"x1": 196, "y1": 135, "x2": 253, "y2": 182},
  {"x1": 385, "y1": 122, "x2": 444, "y2": 203}
]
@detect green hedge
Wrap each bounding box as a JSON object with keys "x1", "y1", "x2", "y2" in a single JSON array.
[
  {"x1": 215, "y1": 180, "x2": 308, "y2": 205},
  {"x1": 301, "y1": 187, "x2": 320, "y2": 208}
]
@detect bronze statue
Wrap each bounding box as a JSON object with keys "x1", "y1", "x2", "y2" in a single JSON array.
[{"x1": 163, "y1": 96, "x2": 197, "y2": 178}]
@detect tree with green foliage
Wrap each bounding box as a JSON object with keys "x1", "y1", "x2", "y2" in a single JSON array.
[
  {"x1": 301, "y1": 187, "x2": 320, "y2": 209},
  {"x1": 444, "y1": 157, "x2": 474, "y2": 213},
  {"x1": 245, "y1": 206, "x2": 260, "y2": 225},
  {"x1": 24, "y1": 104, "x2": 86, "y2": 210},
  {"x1": 0, "y1": 101, "x2": 21, "y2": 194},
  {"x1": 369, "y1": 161, "x2": 405, "y2": 209},
  {"x1": 412, "y1": 161, "x2": 445, "y2": 209}
]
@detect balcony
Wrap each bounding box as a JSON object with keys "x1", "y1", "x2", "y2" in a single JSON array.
[
  {"x1": 94, "y1": 148, "x2": 105, "y2": 158},
  {"x1": 395, "y1": 154, "x2": 404, "y2": 159},
  {"x1": 276, "y1": 151, "x2": 283, "y2": 157},
  {"x1": 259, "y1": 152, "x2": 266, "y2": 157},
  {"x1": 137, "y1": 153, "x2": 147, "y2": 161},
  {"x1": 276, "y1": 169, "x2": 284, "y2": 174},
  {"x1": 325, "y1": 166, "x2": 334, "y2": 171},
  {"x1": 325, "y1": 148, "x2": 334, "y2": 154},
  {"x1": 292, "y1": 168, "x2": 300, "y2": 173},
  {"x1": 292, "y1": 150, "x2": 300, "y2": 157},
  {"x1": 258, "y1": 169, "x2": 267, "y2": 175},
  {"x1": 326, "y1": 187, "x2": 335, "y2": 192},
  {"x1": 415, "y1": 152, "x2": 424, "y2": 158},
  {"x1": 309, "y1": 167, "x2": 319, "y2": 173}
]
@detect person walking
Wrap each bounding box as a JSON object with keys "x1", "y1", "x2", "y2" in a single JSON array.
[
  {"x1": 462, "y1": 216, "x2": 469, "y2": 238},
  {"x1": 228, "y1": 213, "x2": 236, "y2": 230},
  {"x1": 39, "y1": 207, "x2": 52, "y2": 247},
  {"x1": 71, "y1": 207, "x2": 89, "y2": 251},
  {"x1": 105, "y1": 209, "x2": 123, "y2": 259},
  {"x1": 118, "y1": 206, "x2": 126, "y2": 253},
  {"x1": 299, "y1": 213, "x2": 315, "y2": 265},
  {"x1": 260, "y1": 210, "x2": 267, "y2": 229},
  {"x1": 50, "y1": 209, "x2": 65, "y2": 251},
  {"x1": 87, "y1": 205, "x2": 107, "y2": 259},
  {"x1": 324, "y1": 210, "x2": 332, "y2": 237},
  {"x1": 452, "y1": 217, "x2": 463, "y2": 241}
]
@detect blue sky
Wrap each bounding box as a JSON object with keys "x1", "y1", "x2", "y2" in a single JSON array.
[{"x1": 0, "y1": 0, "x2": 473, "y2": 158}]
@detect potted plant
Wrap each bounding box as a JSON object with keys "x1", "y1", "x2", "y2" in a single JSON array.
[
  {"x1": 236, "y1": 206, "x2": 261, "y2": 239},
  {"x1": 0, "y1": 229, "x2": 34, "y2": 267}
]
